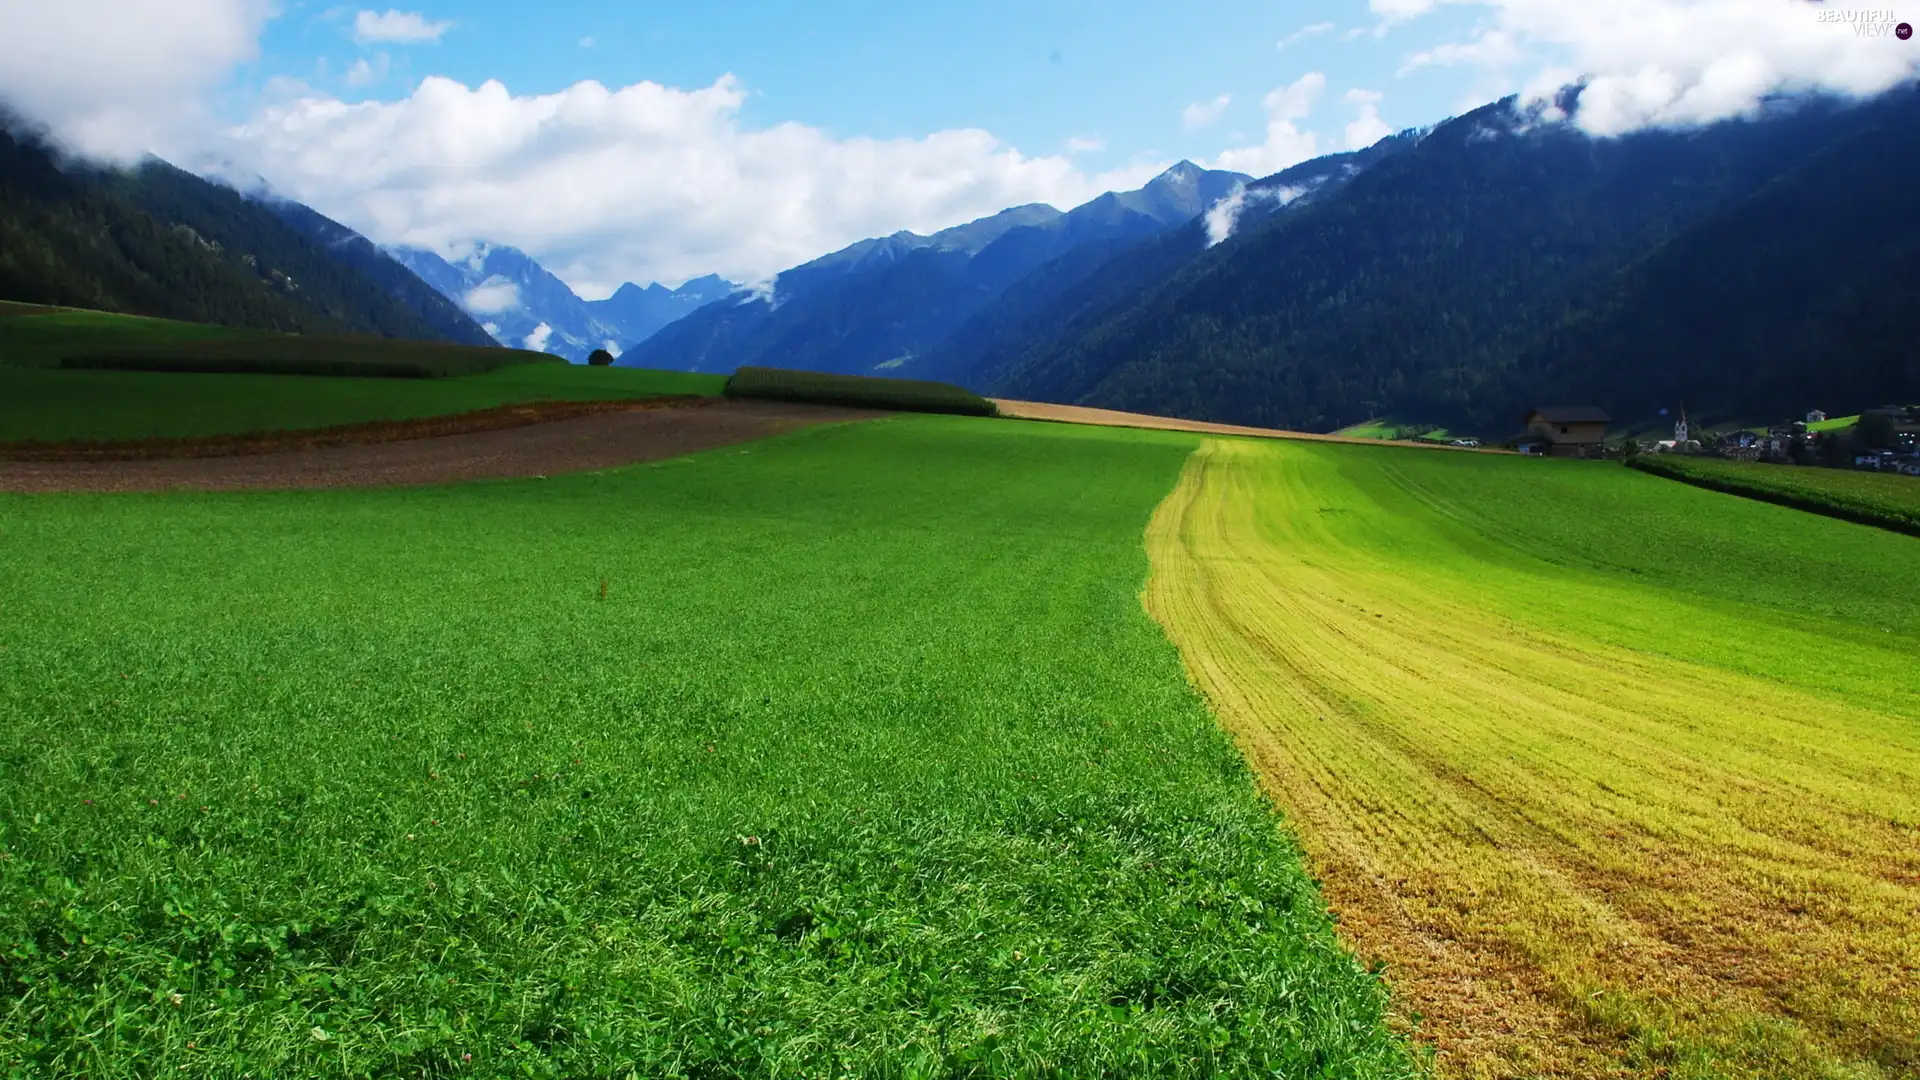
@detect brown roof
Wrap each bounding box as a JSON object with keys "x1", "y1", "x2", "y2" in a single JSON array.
[{"x1": 1526, "y1": 406, "x2": 1611, "y2": 424}]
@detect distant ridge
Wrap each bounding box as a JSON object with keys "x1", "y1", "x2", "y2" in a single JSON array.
[
  {"x1": 389, "y1": 243, "x2": 737, "y2": 362},
  {"x1": 617, "y1": 161, "x2": 1250, "y2": 376}
]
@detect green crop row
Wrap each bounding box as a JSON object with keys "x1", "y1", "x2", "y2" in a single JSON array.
[
  {"x1": 1628, "y1": 454, "x2": 1920, "y2": 537},
  {"x1": 724, "y1": 365, "x2": 997, "y2": 416}
]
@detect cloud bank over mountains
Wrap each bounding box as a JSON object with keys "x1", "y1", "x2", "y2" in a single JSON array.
[
  {"x1": 1381, "y1": 0, "x2": 1920, "y2": 136},
  {"x1": 1, "y1": 0, "x2": 1914, "y2": 296},
  {"x1": 216, "y1": 75, "x2": 1164, "y2": 298}
]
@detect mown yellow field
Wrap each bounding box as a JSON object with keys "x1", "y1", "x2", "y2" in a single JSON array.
[{"x1": 1144, "y1": 438, "x2": 1920, "y2": 1079}]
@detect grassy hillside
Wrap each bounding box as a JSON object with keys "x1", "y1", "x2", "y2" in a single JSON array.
[
  {"x1": 1629, "y1": 453, "x2": 1920, "y2": 536},
  {"x1": 1331, "y1": 420, "x2": 1453, "y2": 443},
  {"x1": 0, "y1": 309, "x2": 254, "y2": 365},
  {"x1": 0, "y1": 417, "x2": 1411, "y2": 1078},
  {"x1": 0, "y1": 363, "x2": 725, "y2": 443},
  {"x1": 1145, "y1": 439, "x2": 1919, "y2": 1077}
]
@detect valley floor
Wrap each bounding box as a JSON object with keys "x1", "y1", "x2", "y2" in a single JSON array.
[
  {"x1": 0, "y1": 416, "x2": 1411, "y2": 1078},
  {"x1": 1144, "y1": 438, "x2": 1920, "y2": 1078}
]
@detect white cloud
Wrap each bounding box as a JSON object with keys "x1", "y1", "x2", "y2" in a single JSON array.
[
  {"x1": 1384, "y1": 0, "x2": 1920, "y2": 136},
  {"x1": 1343, "y1": 88, "x2": 1394, "y2": 149},
  {"x1": 0, "y1": 0, "x2": 273, "y2": 161},
  {"x1": 522, "y1": 322, "x2": 552, "y2": 352},
  {"x1": 1277, "y1": 22, "x2": 1336, "y2": 50},
  {"x1": 1205, "y1": 72, "x2": 1326, "y2": 177},
  {"x1": 352, "y1": 9, "x2": 450, "y2": 46},
  {"x1": 1203, "y1": 183, "x2": 1309, "y2": 246},
  {"x1": 345, "y1": 53, "x2": 390, "y2": 88},
  {"x1": 1065, "y1": 135, "x2": 1106, "y2": 153},
  {"x1": 578, "y1": 36, "x2": 595, "y2": 49},
  {"x1": 210, "y1": 74, "x2": 1165, "y2": 295},
  {"x1": 1181, "y1": 94, "x2": 1232, "y2": 130},
  {"x1": 462, "y1": 278, "x2": 520, "y2": 314},
  {"x1": 1399, "y1": 29, "x2": 1522, "y2": 75},
  {"x1": 1370, "y1": 0, "x2": 1439, "y2": 26}
]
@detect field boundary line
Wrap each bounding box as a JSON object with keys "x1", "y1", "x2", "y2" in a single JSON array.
[{"x1": 1627, "y1": 457, "x2": 1920, "y2": 538}]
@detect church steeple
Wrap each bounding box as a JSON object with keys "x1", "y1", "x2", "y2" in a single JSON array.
[{"x1": 1674, "y1": 403, "x2": 1689, "y2": 444}]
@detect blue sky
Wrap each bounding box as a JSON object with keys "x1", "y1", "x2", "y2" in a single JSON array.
[{"x1": 257, "y1": 0, "x2": 1494, "y2": 176}]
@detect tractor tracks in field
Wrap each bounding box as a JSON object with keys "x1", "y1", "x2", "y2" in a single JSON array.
[{"x1": 1142, "y1": 437, "x2": 1920, "y2": 1079}]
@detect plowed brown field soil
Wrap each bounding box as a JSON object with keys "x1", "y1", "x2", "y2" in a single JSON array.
[{"x1": 0, "y1": 399, "x2": 880, "y2": 492}]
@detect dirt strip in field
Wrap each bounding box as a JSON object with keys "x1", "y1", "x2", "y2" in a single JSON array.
[
  {"x1": 0, "y1": 399, "x2": 881, "y2": 493},
  {"x1": 1, "y1": 398, "x2": 708, "y2": 462},
  {"x1": 991, "y1": 399, "x2": 1503, "y2": 451}
]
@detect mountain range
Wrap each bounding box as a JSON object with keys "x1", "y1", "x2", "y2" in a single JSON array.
[
  {"x1": 988, "y1": 86, "x2": 1920, "y2": 434},
  {"x1": 623, "y1": 83, "x2": 1917, "y2": 435},
  {"x1": 387, "y1": 244, "x2": 737, "y2": 363},
  {"x1": 0, "y1": 111, "x2": 738, "y2": 364},
  {"x1": 616, "y1": 161, "x2": 1250, "y2": 376},
  {"x1": 6, "y1": 81, "x2": 1914, "y2": 430}
]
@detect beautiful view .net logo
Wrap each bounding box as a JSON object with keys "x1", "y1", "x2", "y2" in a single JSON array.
[{"x1": 1814, "y1": 7, "x2": 1915, "y2": 37}]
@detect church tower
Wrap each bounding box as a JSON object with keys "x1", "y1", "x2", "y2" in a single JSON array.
[{"x1": 1674, "y1": 403, "x2": 1689, "y2": 445}]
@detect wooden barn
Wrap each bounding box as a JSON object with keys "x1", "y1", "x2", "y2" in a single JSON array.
[{"x1": 1521, "y1": 406, "x2": 1610, "y2": 458}]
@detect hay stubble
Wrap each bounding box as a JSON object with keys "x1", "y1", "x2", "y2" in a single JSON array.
[{"x1": 1144, "y1": 438, "x2": 1920, "y2": 1079}]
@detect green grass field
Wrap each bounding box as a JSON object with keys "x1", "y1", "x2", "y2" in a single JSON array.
[
  {"x1": 0, "y1": 417, "x2": 1411, "y2": 1078},
  {"x1": 1330, "y1": 420, "x2": 1453, "y2": 442},
  {"x1": 0, "y1": 307, "x2": 726, "y2": 443},
  {"x1": 0, "y1": 310, "x2": 254, "y2": 366},
  {"x1": 1146, "y1": 440, "x2": 1920, "y2": 1078},
  {"x1": 0, "y1": 364, "x2": 728, "y2": 443},
  {"x1": 1630, "y1": 453, "x2": 1920, "y2": 536},
  {"x1": 2, "y1": 308, "x2": 559, "y2": 379}
]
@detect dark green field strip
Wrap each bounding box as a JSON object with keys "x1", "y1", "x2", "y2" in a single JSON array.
[
  {"x1": 55, "y1": 334, "x2": 557, "y2": 379},
  {"x1": 724, "y1": 365, "x2": 997, "y2": 416},
  {"x1": 0, "y1": 309, "x2": 551, "y2": 377},
  {"x1": 1628, "y1": 454, "x2": 1920, "y2": 537},
  {"x1": 0, "y1": 416, "x2": 1410, "y2": 1078},
  {"x1": 0, "y1": 364, "x2": 728, "y2": 443},
  {"x1": 0, "y1": 310, "x2": 254, "y2": 366}
]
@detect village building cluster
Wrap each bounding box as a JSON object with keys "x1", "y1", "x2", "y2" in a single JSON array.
[{"x1": 1514, "y1": 404, "x2": 1920, "y2": 474}]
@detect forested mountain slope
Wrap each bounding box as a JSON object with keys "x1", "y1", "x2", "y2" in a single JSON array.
[
  {"x1": 992, "y1": 88, "x2": 1919, "y2": 434},
  {"x1": 0, "y1": 121, "x2": 491, "y2": 344}
]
